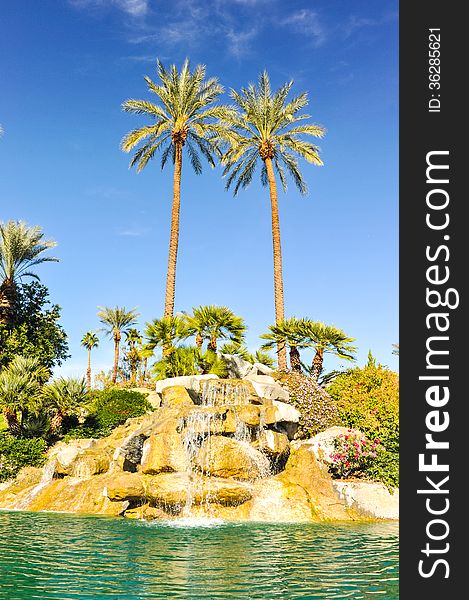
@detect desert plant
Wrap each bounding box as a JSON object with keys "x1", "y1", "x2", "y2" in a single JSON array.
[
  {"x1": 274, "y1": 371, "x2": 341, "y2": 438},
  {"x1": 121, "y1": 59, "x2": 229, "y2": 317},
  {"x1": 0, "y1": 356, "x2": 49, "y2": 435},
  {"x1": 218, "y1": 72, "x2": 325, "y2": 369},
  {"x1": 65, "y1": 388, "x2": 152, "y2": 439},
  {"x1": 81, "y1": 331, "x2": 99, "y2": 389},
  {"x1": 41, "y1": 377, "x2": 89, "y2": 433},
  {"x1": 145, "y1": 315, "x2": 188, "y2": 358},
  {"x1": 185, "y1": 305, "x2": 246, "y2": 352},
  {"x1": 97, "y1": 306, "x2": 139, "y2": 384},
  {"x1": 327, "y1": 360, "x2": 399, "y2": 488},
  {"x1": 0, "y1": 221, "x2": 58, "y2": 329}
]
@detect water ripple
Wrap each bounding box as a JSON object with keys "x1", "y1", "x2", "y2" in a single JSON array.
[{"x1": 0, "y1": 511, "x2": 398, "y2": 599}]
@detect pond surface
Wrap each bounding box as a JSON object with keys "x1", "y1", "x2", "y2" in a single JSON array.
[{"x1": 0, "y1": 511, "x2": 398, "y2": 599}]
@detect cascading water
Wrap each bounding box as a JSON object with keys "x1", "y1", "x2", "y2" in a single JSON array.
[{"x1": 180, "y1": 380, "x2": 272, "y2": 517}]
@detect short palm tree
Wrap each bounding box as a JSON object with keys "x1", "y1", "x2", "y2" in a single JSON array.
[
  {"x1": 0, "y1": 221, "x2": 58, "y2": 328},
  {"x1": 0, "y1": 356, "x2": 49, "y2": 434},
  {"x1": 145, "y1": 315, "x2": 188, "y2": 358},
  {"x1": 218, "y1": 72, "x2": 325, "y2": 369},
  {"x1": 186, "y1": 305, "x2": 246, "y2": 352},
  {"x1": 260, "y1": 317, "x2": 312, "y2": 373},
  {"x1": 97, "y1": 306, "x2": 139, "y2": 384},
  {"x1": 121, "y1": 58, "x2": 229, "y2": 318},
  {"x1": 139, "y1": 345, "x2": 154, "y2": 384},
  {"x1": 301, "y1": 321, "x2": 357, "y2": 380},
  {"x1": 125, "y1": 328, "x2": 142, "y2": 384},
  {"x1": 41, "y1": 377, "x2": 89, "y2": 433},
  {"x1": 81, "y1": 331, "x2": 99, "y2": 390}
]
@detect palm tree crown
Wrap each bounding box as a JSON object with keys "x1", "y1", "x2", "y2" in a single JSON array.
[
  {"x1": 81, "y1": 332, "x2": 99, "y2": 390},
  {"x1": 301, "y1": 321, "x2": 357, "y2": 380},
  {"x1": 121, "y1": 59, "x2": 230, "y2": 318},
  {"x1": 220, "y1": 71, "x2": 325, "y2": 195},
  {"x1": 185, "y1": 305, "x2": 246, "y2": 352},
  {"x1": 260, "y1": 317, "x2": 312, "y2": 372},
  {"x1": 97, "y1": 306, "x2": 139, "y2": 384},
  {"x1": 145, "y1": 315, "x2": 189, "y2": 358},
  {"x1": 0, "y1": 221, "x2": 58, "y2": 327},
  {"x1": 42, "y1": 377, "x2": 89, "y2": 432},
  {"x1": 121, "y1": 58, "x2": 227, "y2": 174},
  {"x1": 216, "y1": 72, "x2": 325, "y2": 369}
]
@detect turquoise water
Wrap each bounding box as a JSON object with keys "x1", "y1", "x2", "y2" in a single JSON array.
[{"x1": 0, "y1": 511, "x2": 398, "y2": 599}]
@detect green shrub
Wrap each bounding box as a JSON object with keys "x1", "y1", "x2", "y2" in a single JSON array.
[
  {"x1": 152, "y1": 346, "x2": 227, "y2": 380},
  {"x1": 0, "y1": 434, "x2": 47, "y2": 481},
  {"x1": 327, "y1": 363, "x2": 399, "y2": 489},
  {"x1": 274, "y1": 371, "x2": 341, "y2": 438},
  {"x1": 65, "y1": 388, "x2": 152, "y2": 440}
]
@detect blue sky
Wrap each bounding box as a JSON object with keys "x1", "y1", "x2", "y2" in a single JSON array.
[{"x1": 0, "y1": 0, "x2": 398, "y2": 378}]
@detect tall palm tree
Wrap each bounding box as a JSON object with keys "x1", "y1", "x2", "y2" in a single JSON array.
[
  {"x1": 97, "y1": 306, "x2": 139, "y2": 384},
  {"x1": 218, "y1": 72, "x2": 325, "y2": 369},
  {"x1": 260, "y1": 317, "x2": 312, "y2": 373},
  {"x1": 185, "y1": 305, "x2": 246, "y2": 352},
  {"x1": 121, "y1": 58, "x2": 229, "y2": 318},
  {"x1": 0, "y1": 356, "x2": 49, "y2": 434},
  {"x1": 81, "y1": 332, "x2": 99, "y2": 390},
  {"x1": 42, "y1": 377, "x2": 89, "y2": 433},
  {"x1": 301, "y1": 321, "x2": 357, "y2": 381},
  {"x1": 144, "y1": 315, "x2": 188, "y2": 358},
  {"x1": 0, "y1": 221, "x2": 58, "y2": 328}
]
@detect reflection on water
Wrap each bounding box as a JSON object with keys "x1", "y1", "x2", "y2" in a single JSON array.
[{"x1": 0, "y1": 511, "x2": 398, "y2": 599}]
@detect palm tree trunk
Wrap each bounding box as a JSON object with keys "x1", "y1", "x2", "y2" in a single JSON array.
[
  {"x1": 0, "y1": 278, "x2": 17, "y2": 329},
  {"x1": 195, "y1": 334, "x2": 203, "y2": 349},
  {"x1": 50, "y1": 411, "x2": 64, "y2": 433},
  {"x1": 289, "y1": 345, "x2": 302, "y2": 373},
  {"x1": 3, "y1": 408, "x2": 21, "y2": 435},
  {"x1": 164, "y1": 142, "x2": 183, "y2": 318},
  {"x1": 86, "y1": 348, "x2": 92, "y2": 390},
  {"x1": 112, "y1": 332, "x2": 121, "y2": 384},
  {"x1": 143, "y1": 357, "x2": 148, "y2": 382},
  {"x1": 265, "y1": 157, "x2": 287, "y2": 370},
  {"x1": 207, "y1": 335, "x2": 217, "y2": 352},
  {"x1": 310, "y1": 348, "x2": 324, "y2": 381}
]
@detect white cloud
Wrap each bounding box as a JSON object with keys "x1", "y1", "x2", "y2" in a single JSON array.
[
  {"x1": 70, "y1": 0, "x2": 148, "y2": 18},
  {"x1": 343, "y1": 12, "x2": 398, "y2": 38},
  {"x1": 226, "y1": 28, "x2": 258, "y2": 57},
  {"x1": 280, "y1": 9, "x2": 326, "y2": 46}
]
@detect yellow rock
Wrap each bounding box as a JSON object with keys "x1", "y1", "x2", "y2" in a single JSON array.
[
  {"x1": 141, "y1": 433, "x2": 189, "y2": 474},
  {"x1": 106, "y1": 472, "x2": 145, "y2": 501},
  {"x1": 195, "y1": 436, "x2": 270, "y2": 480},
  {"x1": 161, "y1": 386, "x2": 194, "y2": 408}
]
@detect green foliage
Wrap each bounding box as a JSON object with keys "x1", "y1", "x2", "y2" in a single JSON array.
[
  {"x1": 0, "y1": 220, "x2": 58, "y2": 282},
  {"x1": 121, "y1": 58, "x2": 228, "y2": 173},
  {"x1": 152, "y1": 346, "x2": 227, "y2": 379},
  {"x1": 220, "y1": 341, "x2": 275, "y2": 368},
  {"x1": 184, "y1": 305, "x2": 246, "y2": 351},
  {"x1": 0, "y1": 282, "x2": 69, "y2": 369},
  {"x1": 327, "y1": 363, "x2": 399, "y2": 489},
  {"x1": 217, "y1": 71, "x2": 325, "y2": 196},
  {"x1": 0, "y1": 434, "x2": 47, "y2": 481},
  {"x1": 274, "y1": 371, "x2": 341, "y2": 438},
  {"x1": 65, "y1": 388, "x2": 152, "y2": 440}
]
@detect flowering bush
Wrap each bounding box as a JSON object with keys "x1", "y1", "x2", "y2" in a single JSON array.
[
  {"x1": 274, "y1": 371, "x2": 341, "y2": 438},
  {"x1": 328, "y1": 431, "x2": 383, "y2": 479},
  {"x1": 327, "y1": 361, "x2": 399, "y2": 490}
]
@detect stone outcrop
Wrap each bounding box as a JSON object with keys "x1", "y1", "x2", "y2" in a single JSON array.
[
  {"x1": 333, "y1": 481, "x2": 399, "y2": 520},
  {"x1": 0, "y1": 376, "x2": 396, "y2": 523},
  {"x1": 194, "y1": 436, "x2": 270, "y2": 480}
]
